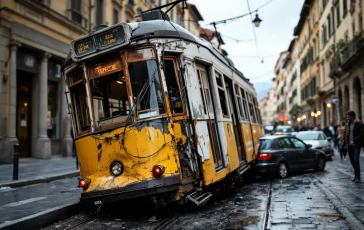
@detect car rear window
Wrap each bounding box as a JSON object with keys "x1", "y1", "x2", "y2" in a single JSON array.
[{"x1": 259, "y1": 139, "x2": 270, "y2": 150}]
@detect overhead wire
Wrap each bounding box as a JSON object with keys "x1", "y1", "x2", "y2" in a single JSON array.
[{"x1": 246, "y1": 0, "x2": 260, "y2": 59}]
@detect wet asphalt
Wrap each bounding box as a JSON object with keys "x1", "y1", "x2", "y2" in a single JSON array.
[{"x1": 2, "y1": 148, "x2": 364, "y2": 229}]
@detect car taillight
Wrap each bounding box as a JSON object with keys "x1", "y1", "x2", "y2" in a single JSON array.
[
  {"x1": 79, "y1": 178, "x2": 91, "y2": 188},
  {"x1": 152, "y1": 165, "x2": 165, "y2": 177},
  {"x1": 257, "y1": 153, "x2": 272, "y2": 161}
]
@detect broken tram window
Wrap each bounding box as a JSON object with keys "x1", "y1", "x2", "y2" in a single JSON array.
[{"x1": 128, "y1": 60, "x2": 166, "y2": 118}]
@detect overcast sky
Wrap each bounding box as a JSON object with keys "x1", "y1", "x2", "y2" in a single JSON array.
[{"x1": 188, "y1": 0, "x2": 304, "y2": 101}]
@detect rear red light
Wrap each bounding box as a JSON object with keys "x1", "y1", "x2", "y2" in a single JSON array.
[
  {"x1": 79, "y1": 178, "x2": 91, "y2": 188},
  {"x1": 257, "y1": 153, "x2": 272, "y2": 161},
  {"x1": 152, "y1": 165, "x2": 165, "y2": 177}
]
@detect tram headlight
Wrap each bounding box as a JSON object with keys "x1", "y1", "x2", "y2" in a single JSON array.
[{"x1": 110, "y1": 161, "x2": 124, "y2": 177}]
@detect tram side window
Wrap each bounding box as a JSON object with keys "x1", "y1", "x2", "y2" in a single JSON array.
[
  {"x1": 197, "y1": 69, "x2": 213, "y2": 116},
  {"x1": 215, "y1": 71, "x2": 229, "y2": 117},
  {"x1": 90, "y1": 70, "x2": 129, "y2": 125},
  {"x1": 253, "y1": 97, "x2": 262, "y2": 124},
  {"x1": 164, "y1": 59, "x2": 184, "y2": 114},
  {"x1": 234, "y1": 84, "x2": 245, "y2": 120},
  {"x1": 69, "y1": 73, "x2": 90, "y2": 133},
  {"x1": 247, "y1": 93, "x2": 257, "y2": 123},
  {"x1": 128, "y1": 60, "x2": 166, "y2": 118},
  {"x1": 240, "y1": 88, "x2": 250, "y2": 121}
]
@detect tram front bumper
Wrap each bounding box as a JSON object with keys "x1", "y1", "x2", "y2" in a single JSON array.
[{"x1": 80, "y1": 175, "x2": 181, "y2": 205}]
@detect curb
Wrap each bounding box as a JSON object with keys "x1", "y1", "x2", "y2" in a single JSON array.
[
  {"x1": 0, "y1": 202, "x2": 81, "y2": 230},
  {"x1": 311, "y1": 175, "x2": 364, "y2": 230},
  {"x1": 0, "y1": 170, "x2": 79, "y2": 188}
]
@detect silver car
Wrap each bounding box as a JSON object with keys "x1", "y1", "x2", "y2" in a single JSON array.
[{"x1": 295, "y1": 131, "x2": 334, "y2": 160}]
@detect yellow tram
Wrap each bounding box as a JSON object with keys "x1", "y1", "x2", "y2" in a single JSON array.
[{"x1": 62, "y1": 12, "x2": 264, "y2": 207}]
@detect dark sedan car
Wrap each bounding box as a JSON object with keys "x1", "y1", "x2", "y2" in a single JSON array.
[{"x1": 254, "y1": 135, "x2": 326, "y2": 178}]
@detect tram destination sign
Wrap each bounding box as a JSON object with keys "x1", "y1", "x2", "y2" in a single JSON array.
[
  {"x1": 74, "y1": 37, "x2": 96, "y2": 56},
  {"x1": 71, "y1": 23, "x2": 131, "y2": 61},
  {"x1": 94, "y1": 27, "x2": 125, "y2": 50}
]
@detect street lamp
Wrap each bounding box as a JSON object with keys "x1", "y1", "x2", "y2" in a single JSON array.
[
  {"x1": 208, "y1": 10, "x2": 263, "y2": 49},
  {"x1": 252, "y1": 14, "x2": 262, "y2": 28}
]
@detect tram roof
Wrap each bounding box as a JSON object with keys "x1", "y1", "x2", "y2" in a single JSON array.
[{"x1": 64, "y1": 20, "x2": 250, "y2": 84}]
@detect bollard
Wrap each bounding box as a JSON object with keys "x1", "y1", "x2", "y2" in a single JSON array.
[{"x1": 13, "y1": 143, "x2": 19, "y2": 180}]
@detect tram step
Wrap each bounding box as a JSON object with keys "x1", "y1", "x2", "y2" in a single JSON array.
[
  {"x1": 238, "y1": 163, "x2": 250, "y2": 175},
  {"x1": 186, "y1": 191, "x2": 213, "y2": 206}
]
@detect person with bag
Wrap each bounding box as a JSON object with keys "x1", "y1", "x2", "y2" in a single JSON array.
[
  {"x1": 343, "y1": 111, "x2": 364, "y2": 183},
  {"x1": 337, "y1": 121, "x2": 347, "y2": 160}
]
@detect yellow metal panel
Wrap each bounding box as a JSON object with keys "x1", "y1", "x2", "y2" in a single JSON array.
[
  {"x1": 240, "y1": 123, "x2": 254, "y2": 163},
  {"x1": 75, "y1": 123, "x2": 181, "y2": 193},
  {"x1": 223, "y1": 122, "x2": 239, "y2": 171},
  {"x1": 251, "y1": 124, "x2": 260, "y2": 159}
]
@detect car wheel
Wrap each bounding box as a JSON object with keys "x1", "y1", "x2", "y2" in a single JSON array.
[
  {"x1": 315, "y1": 156, "x2": 326, "y2": 171},
  {"x1": 277, "y1": 162, "x2": 288, "y2": 179}
]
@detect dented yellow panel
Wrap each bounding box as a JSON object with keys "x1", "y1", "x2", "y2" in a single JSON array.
[
  {"x1": 251, "y1": 124, "x2": 263, "y2": 158},
  {"x1": 199, "y1": 121, "x2": 240, "y2": 186},
  {"x1": 240, "y1": 123, "x2": 254, "y2": 163},
  {"x1": 75, "y1": 122, "x2": 181, "y2": 193},
  {"x1": 223, "y1": 122, "x2": 240, "y2": 171}
]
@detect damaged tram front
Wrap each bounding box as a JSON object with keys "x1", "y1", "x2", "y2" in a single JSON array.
[{"x1": 63, "y1": 20, "x2": 263, "y2": 207}]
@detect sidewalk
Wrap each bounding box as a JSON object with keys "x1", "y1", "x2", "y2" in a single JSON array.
[
  {"x1": 0, "y1": 156, "x2": 79, "y2": 187},
  {"x1": 0, "y1": 177, "x2": 81, "y2": 229}
]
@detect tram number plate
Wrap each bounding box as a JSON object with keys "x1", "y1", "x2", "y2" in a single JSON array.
[
  {"x1": 95, "y1": 27, "x2": 125, "y2": 50},
  {"x1": 94, "y1": 200, "x2": 103, "y2": 205}
]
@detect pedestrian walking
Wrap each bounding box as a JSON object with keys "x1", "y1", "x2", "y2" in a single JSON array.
[
  {"x1": 336, "y1": 121, "x2": 346, "y2": 160},
  {"x1": 343, "y1": 111, "x2": 364, "y2": 183}
]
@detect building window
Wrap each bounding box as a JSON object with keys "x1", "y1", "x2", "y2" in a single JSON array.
[
  {"x1": 343, "y1": 0, "x2": 348, "y2": 16},
  {"x1": 336, "y1": 4, "x2": 341, "y2": 26},
  {"x1": 113, "y1": 8, "x2": 119, "y2": 25},
  {"x1": 137, "y1": 8, "x2": 143, "y2": 16},
  {"x1": 170, "y1": 8, "x2": 174, "y2": 21},
  {"x1": 159, "y1": 0, "x2": 162, "y2": 6},
  {"x1": 359, "y1": 13, "x2": 363, "y2": 32},
  {"x1": 71, "y1": 0, "x2": 82, "y2": 25},
  {"x1": 96, "y1": 0, "x2": 104, "y2": 26},
  {"x1": 47, "y1": 81, "x2": 59, "y2": 139},
  {"x1": 327, "y1": 15, "x2": 332, "y2": 37},
  {"x1": 331, "y1": 7, "x2": 335, "y2": 31},
  {"x1": 128, "y1": 0, "x2": 135, "y2": 6}
]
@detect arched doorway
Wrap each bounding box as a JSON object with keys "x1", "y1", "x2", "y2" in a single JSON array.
[
  {"x1": 343, "y1": 86, "x2": 350, "y2": 115},
  {"x1": 353, "y1": 77, "x2": 362, "y2": 120},
  {"x1": 338, "y1": 89, "x2": 343, "y2": 121}
]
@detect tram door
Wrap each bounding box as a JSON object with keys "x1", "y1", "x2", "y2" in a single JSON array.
[
  {"x1": 225, "y1": 78, "x2": 245, "y2": 163},
  {"x1": 196, "y1": 65, "x2": 224, "y2": 169}
]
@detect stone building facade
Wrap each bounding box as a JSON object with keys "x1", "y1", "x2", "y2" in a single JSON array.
[
  {"x1": 261, "y1": 0, "x2": 364, "y2": 128},
  {"x1": 0, "y1": 0, "x2": 204, "y2": 163}
]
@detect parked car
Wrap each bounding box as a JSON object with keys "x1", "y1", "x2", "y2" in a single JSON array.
[
  {"x1": 274, "y1": 126, "x2": 294, "y2": 135},
  {"x1": 295, "y1": 131, "x2": 334, "y2": 161},
  {"x1": 254, "y1": 135, "x2": 326, "y2": 178}
]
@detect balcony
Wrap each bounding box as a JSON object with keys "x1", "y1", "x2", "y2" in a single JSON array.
[
  {"x1": 328, "y1": 54, "x2": 342, "y2": 79},
  {"x1": 341, "y1": 36, "x2": 364, "y2": 70}
]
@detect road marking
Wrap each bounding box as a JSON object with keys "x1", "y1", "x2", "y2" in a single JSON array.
[{"x1": 1, "y1": 197, "x2": 47, "y2": 208}]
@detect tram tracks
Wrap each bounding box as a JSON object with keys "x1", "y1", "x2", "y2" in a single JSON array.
[
  {"x1": 62, "y1": 213, "x2": 96, "y2": 230},
  {"x1": 262, "y1": 179, "x2": 273, "y2": 230}
]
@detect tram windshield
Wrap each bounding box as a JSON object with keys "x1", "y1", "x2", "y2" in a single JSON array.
[
  {"x1": 128, "y1": 60, "x2": 165, "y2": 118},
  {"x1": 90, "y1": 70, "x2": 130, "y2": 126}
]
